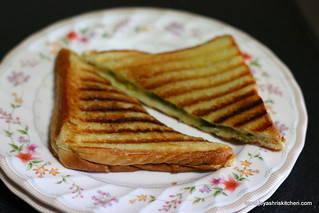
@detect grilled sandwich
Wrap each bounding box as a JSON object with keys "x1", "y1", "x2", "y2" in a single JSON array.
[
  {"x1": 50, "y1": 48, "x2": 235, "y2": 172},
  {"x1": 82, "y1": 35, "x2": 286, "y2": 150}
]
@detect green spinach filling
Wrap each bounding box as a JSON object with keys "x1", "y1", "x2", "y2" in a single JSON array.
[{"x1": 96, "y1": 68, "x2": 256, "y2": 142}]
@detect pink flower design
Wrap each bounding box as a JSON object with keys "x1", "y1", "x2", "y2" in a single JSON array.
[
  {"x1": 26, "y1": 144, "x2": 37, "y2": 154},
  {"x1": 165, "y1": 22, "x2": 184, "y2": 36},
  {"x1": 250, "y1": 68, "x2": 257, "y2": 76},
  {"x1": 7, "y1": 71, "x2": 30, "y2": 86},
  {"x1": 199, "y1": 185, "x2": 212, "y2": 193},
  {"x1": 79, "y1": 37, "x2": 88, "y2": 43},
  {"x1": 92, "y1": 190, "x2": 118, "y2": 208},
  {"x1": 210, "y1": 176, "x2": 225, "y2": 186},
  {"x1": 260, "y1": 84, "x2": 282, "y2": 96},
  {"x1": 159, "y1": 193, "x2": 183, "y2": 211},
  {"x1": 20, "y1": 59, "x2": 39, "y2": 68},
  {"x1": 275, "y1": 121, "x2": 288, "y2": 136},
  {"x1": 18, "y1": 136, "x2": 29, "y2": 143}
]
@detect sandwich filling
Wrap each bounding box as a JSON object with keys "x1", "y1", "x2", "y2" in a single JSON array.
[{"x1": 96, "y1": 68, "x2": 274, "y2": 147}]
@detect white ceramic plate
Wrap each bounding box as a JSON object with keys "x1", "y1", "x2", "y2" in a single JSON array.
[{"x1": 0, "y1": 8, "x2": 307, "y2": 213}]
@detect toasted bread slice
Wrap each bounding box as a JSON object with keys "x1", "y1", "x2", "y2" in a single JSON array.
[
  {"x1": 82, "y1": 35, "x2": 285, "y2": 150},
  {"x1": 50, "y1": 48, "x2": 235, "y2": 172}
]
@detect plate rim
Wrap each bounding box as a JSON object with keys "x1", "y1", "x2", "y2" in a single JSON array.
[{"x1": 0, "y1": 7, "x2": 308, "y2": 213}]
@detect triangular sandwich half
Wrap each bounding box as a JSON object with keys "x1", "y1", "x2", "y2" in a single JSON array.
[
  {"x1": 50, "y1": 48, "x2": 235, "y2": 172},
  {"x1": 82, "y1": 35, "x2": 285, "y2": 150}
]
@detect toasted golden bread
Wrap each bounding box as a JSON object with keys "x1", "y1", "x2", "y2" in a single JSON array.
[
  {"x1": 50, "y1": 49, "x2": 235, "y2": 172},
  {"x1": 83, "y1": 35, "x2": 285, "y2": 150}
]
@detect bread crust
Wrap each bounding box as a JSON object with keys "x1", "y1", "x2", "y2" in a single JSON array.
[{"x1": 56, "y1": 147, "x2": 235, "y2": 172}]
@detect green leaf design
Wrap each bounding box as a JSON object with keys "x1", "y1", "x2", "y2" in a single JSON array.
[
  {"x1": 264, "y1": 99, "x2": 274, "y2": 104},
  {"x1": 189, "y1": 186, "x2": 196, "y2": 194},
  {"x1": 80, "y1": 28, "x2": 89, "y2": 35},
  {"x1": 193, "y1": 197, "x2": 203, "y2": 204},
  {"x1": 232, "y1": 172, "x2": 239, "y2": 181},
  {"x1": 59, "y1": 37, "x2": 69, "y2": 45},
  {"x1": 214, "y1": 190, "x2": 221, "y2": 197},
  {"x1": 27, "y1": 162, "x2": 33, "y2": 170},
  {"x1": 250, "y1": 59, "x2": 260, "y2": 67},
  {"x1": 17, "y1": 129, "x2": 28, "y2": 135},
  {"x1": 17, "y1": 144, "x2": 24, "y2": 151},
  {"x1": 239, "y1": 177, "x2": 248, "y2": 181},
  {"x1": 135, "y1": 26, "x2": 141, "y2": 32},
  {"x1": 56, "y1": 180, "x2": 63, "y2": 184},
  {"x1": 213, "y1": 187, "x2": 223, "y2": 191},
  {"x1": 39, "y1": 52, "x2": 51, "y2": 61},
  {"x1": 102, "y1": 32, "x2": 111, "y2": 38},
  {"x1": 10, "y1": 103, "x2": 21, "y2": 109},
  {"x1": 149, "y1": 195, "x2": 156, "y2": 203},
  {"x1": 4, "y1": 130, "x2": 13, "y2": 137},
  {"x1": 9, "y1": 143, "x2": 19, "y2": 151},
  {"x1": 262, "y1": 72, "x2": 270, "y2": 77}
]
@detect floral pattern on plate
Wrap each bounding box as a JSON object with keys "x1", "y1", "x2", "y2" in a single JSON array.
[{"x1": 0, "y1": 8, "x2": 303, "y2": 213}]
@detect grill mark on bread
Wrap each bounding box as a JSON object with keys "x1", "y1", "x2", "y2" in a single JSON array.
[
  {"x1": 84, "y1": 117, "x2": 164, "y2": 125},
  {"x1": 252, "y1": 119, "x2": 273, "y2": 132},
  {"x1": 137, "y1": 54, "x2": 242, "y2": 89},
  {"x1": 143, "y1": 63, "x2": 244, "y2": 90},
  {"x1": 78, "y1": 68, "x2": 97, "y2": 74},
  {"x1": 79, "y1": 86, "x2": 121, "y2": 92},
  {"x1": 102, "y1": 37, "x2": 234, "y2": 70},
  {"x1": 233, "y1": 110, "x2": 267, "y2": 127},
  {"x1": 74, "y1": 137, "x2": 202, "y2": 144},
  {"x1": 160, "y1": 69, "x2": 250, "y2": 99},
  {"x1": 78, "y1": 78, "x2": 119, "y2": 92},
  {"x1": 79, "y1": 95, "x2": 139, "y2": 105},
  {"x1": 213, "y1": 98, "x2": 264, "y2": 123},
  {"x1": 127, "y1": 47, "x2": 239, "y2": 79},
  {"x1": 80, "y1": 77, "x2": 110, "y2": 84},
  {"x1": 192, "y1": 90, "x2": 256, "y2": 116},
  {"x1": 81, "y1": 128, "x2": 176, "y2": 134},
  {"x1": 178, "y1": 80, "x2": 255, "y2": 108},
  {"x1": 79, "y1": 105, "x2": 146, "y2": 113}
]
